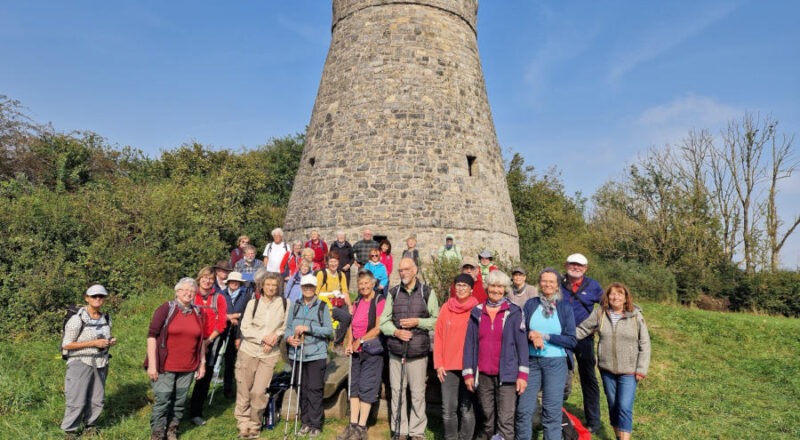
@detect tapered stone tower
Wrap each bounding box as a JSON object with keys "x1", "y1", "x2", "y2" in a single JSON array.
[{"x1": 284, "y1": 0, "x2": 519, "y2": 262}]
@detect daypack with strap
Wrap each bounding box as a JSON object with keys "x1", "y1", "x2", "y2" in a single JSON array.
[
  {"x1": 290, "y1": 298, "x2": 331, "y2": 341},
  {"x1": 61, "y1": 305, "x2": 110, "y2": 360},
  {"x1": 142, "y1": 301, "x2": 202, "y2": 369},
  {"x1": 354, "y1": 293, "x2": 386, "y2": 354},
  {"x1": 561, "y1": 407, "x2": 591, "y2": 440}
]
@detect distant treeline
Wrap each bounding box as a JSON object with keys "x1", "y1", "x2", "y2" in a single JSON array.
[{"x1": 0, "y1": 96, "x2": 797, "y2": 337}]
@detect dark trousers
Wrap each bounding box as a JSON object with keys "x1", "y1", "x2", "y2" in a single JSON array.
[
  {"x1": 332, "y1": 305, "x2": 352, "y2": 345},
  {"x1": 295, "y1": 358, "x2": 327, "y2": 429},
  {"x1": 189, "y1": 337, "x2": 222, "y2": 418},
  {"x1": 572, "y1": 337, "x2": 601, "y2": 429},
  {"x1": 223, "y1": 328, "x2": 239, "y2": 396},
  {"x1": 441, "y1": 370, "x2": 476, "y2": 440},
  {"x1": 475, "y1": 374, "x2": 516, "y2": 440}
]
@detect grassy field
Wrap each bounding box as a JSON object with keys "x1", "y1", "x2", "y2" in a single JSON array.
[{"x1": 1, "y1": 289, "x2": 798, "y2": 439}]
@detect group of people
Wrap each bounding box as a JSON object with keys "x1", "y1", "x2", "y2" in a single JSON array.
[{"x1": 60, "y1": 229, "x2": 651, "y2": 440}]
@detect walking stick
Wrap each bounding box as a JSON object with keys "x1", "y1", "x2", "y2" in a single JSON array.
[
  {"x1": 283, "y1": 344, "x2": 300, "y2": 440},
  {"x1": 208, "y1": 336, "x2": 228, "y2": 404},
  {"x1": 393, "y1": 341, "x2": 409, "y2": 440},
  {"x1": 293, "y1": 336, "x2": 305, "y2": 437}
]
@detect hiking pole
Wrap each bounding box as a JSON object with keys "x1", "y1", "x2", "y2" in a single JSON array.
[
  {"x1": 283, "y1": 344, "x2": 300, "y2": 440},
  {"x1": 208, "y1": 336, "x2": 228, "y2": 404},
  {"x1": 293, "y1": 336, "x2": 305, "y2": 437},
  {"x1": 393, "y1": 341, "x2": 409, "y2": 440}
]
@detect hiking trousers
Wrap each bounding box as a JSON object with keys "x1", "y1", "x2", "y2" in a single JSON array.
[
  {"x1": 234, "y1": 350, "x2": 279, "y2": 432},
  {"x1": 61, "y1": 361, "x2": 107, "y2": 432},
  {"x1": 151, "y1": 371, "x2": 194, "y2": 431}
]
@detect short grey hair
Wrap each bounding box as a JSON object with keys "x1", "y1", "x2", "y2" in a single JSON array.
[
  {"x1": 485, "y1": 270, "x2": 512, "y2": 295},
  {"x1": 271, "y1": 227, "x2": 284, "y2": 237},
  {"x1": 174, "y1": 277, "x2": 197, "y2": 292}
]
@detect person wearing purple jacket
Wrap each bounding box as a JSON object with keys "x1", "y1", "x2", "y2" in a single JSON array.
[{"x1": 463, "y1": 270, "x2": 529, "y2": 440}]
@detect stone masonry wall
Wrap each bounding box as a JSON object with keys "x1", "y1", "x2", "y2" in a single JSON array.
[{"x1": 284, "y1": 0, "x2": 520, "y2": 267}]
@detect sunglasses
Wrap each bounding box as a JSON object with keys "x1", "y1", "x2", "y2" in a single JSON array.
[{"x1": 89, "y1": 295, "x2": 106, "y2": 299}]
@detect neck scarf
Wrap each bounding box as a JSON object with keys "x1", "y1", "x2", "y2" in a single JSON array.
[
  {"x1": 486, "y1": 296, "x2": 506, "y2": 308},
  {"x1": 539, "y1": 295, "x2": 557, "y2": 318}
]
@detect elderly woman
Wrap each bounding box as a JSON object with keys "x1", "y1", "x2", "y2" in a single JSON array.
[
  {"x1": 230, "y1": 235, "x2": 251, "y2": 267},
  {"x1": 316, "y1": 251, "x2": 352, "y2": 347},
  {"x1": 577, "y1": 283, "x2": 650, "y2": 440},
  {"x1": 147, "y1": 278, "x2": 207, "y2": 440},
  {"x1": 435, "y1": 274, "x2": 480, "y2": 440},
  {"x1": 287, "y1": 241, "x2": 305, "y2": 278},
  {"x1": 338, "y1": 270, "x2": 387, "y2": 440},
  {"x1": 286, "y1": 274, "x2": 334, "y2": 437},
  {"x1": 285, "y1": 259, "x2": 314, "y2": 302},
  {"x1": 61, "y1": 285, "x2": 116, "y2": 439},
  {"x1": 234, "y1": 269, "x2": 288, "y2": 439},
  {"x1": 363, "y1": 248, "x2": 389, "y2": 295},
  {"x1": 516, "y1": 268, "x2": 577, "y2": 440},
  {"x1": 463, "y1": 271, "x2": 528, "y2": 440},
  {"x1": 305, "y1": 229, "x2": 328, "y2": 271},
  {"x1": 220, "y1": 271, "x2": 249, "y2": 399}
]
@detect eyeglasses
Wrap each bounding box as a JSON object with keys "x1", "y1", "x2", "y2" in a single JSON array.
[
  {"x1": 370, "y1": 254, "x2": 380, "y2": 257},
  {"x1": 89, "y1": 295, "x2": 106, "y2": 299}
]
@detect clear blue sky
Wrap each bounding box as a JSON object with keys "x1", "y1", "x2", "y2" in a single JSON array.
[{"x1": 2, "y1": 1, "x2": 798, "y2": 268}]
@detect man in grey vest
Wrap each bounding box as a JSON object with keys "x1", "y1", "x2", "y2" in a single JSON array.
[{"x1": 380, "y1": 257, "x2": 439, "y2": 440}]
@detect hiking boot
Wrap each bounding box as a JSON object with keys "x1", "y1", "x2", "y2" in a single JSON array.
[
  {"x1": 297, "y1": 425, "x2": 311, "y2": 435},
  {"x1": 150, "y1": 428, "x2": 166, "y2": 440},
  {"x1": 166, "y1": 423, "x2": 179, "y2": 440},
  {"x1": 353, "y1": 425, "x2": 368, "y2": 440},
  {"x1": 336, "y1": 423, "x2": 355, "y2": 440},
  {"x1": 190, "y1": 417, "x2": 206, "y2": 426}
]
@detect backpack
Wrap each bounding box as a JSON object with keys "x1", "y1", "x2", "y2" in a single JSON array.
[
  {"x1": 318, "y1": 269, "x2": 344, "y2": 292},
  {"x1": 561, "y1": 407, "x2": 591, "y2": 440},
  {"x1": 61, "y1": 305, "x2": 110, "y2": 360},
  {"x1": 196, "y1": 292, "x2": 220, "y2": 315},
  {"x1": 289, "y1": 298, "x2": 331, "y2": 341}
]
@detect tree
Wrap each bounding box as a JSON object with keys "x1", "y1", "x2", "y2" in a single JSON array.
[{"x1": 765, "y1": 125, "x2": 799, "y2": 271}]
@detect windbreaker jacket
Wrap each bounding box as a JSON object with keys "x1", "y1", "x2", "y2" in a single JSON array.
[
  {"x1": 285, "y1": 297, "x2": 333, "y2": 362},
  {"x1": 462, "y1": 301, "x2": 529, "y2": 383},
  {"x1": 522, "y1": 297, "x2": 577, "y2": 370},
  {"x1": 576, "y1": 306, "x2": 651, "y2": 377}
]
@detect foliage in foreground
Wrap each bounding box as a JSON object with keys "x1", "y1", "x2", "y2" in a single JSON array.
[{"x1": 2, "y1": 290, "x2": 798, "y2": 439}]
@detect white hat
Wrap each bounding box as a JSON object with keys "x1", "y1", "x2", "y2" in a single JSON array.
[
  {"x1": 300, "y1": 274, "x2": 318, "y2": 287},
  {"x1": 86, "y1": 284, "x2": 109, "y2": 297},
  {"x1": 566, "y1": 253, "x2": 589, "y2": 266},
  {"x1": 225, "y1": 272, "x2": 245, "y2": 283}
]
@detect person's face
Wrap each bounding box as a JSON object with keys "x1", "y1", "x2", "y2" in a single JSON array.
[
  {"x1": 407, "y1": 238, "x2": 416, "y2": 248},
  {"x1": 566, "y1": 262, "x2": 588, "y2": 279},
  {"x1": 262, "y1": 279, "x2": 278, "y2": 298},
  {"x1": 239, "y1": 238, "x2": 250, "y2": 249},
  {"x1": 300, "y1": 262, "x2": 312, "y2": 275},
  {"x1": 462, "y1": 265, "x2": 478, "y2": 280},
  {"x1": 293, "y1": 243, "x2": 302, "y2": 253},
  {"x1": 512, "y1": 273, "x2": 526, "y2": 287},
  {"x1": 381, "y1": 243, "x2": 389, "y2": 253},
  {"x1": 175, "y1": 285, "x2": 194, "y2": 306},
  {"x1": 454, "y1": 282, "x2": 473, "y2": 300},
  {"x1": 608, "y1": 288, "x2": 626, "y2": 311},
  {"x1": 199, "y1": 275, "x2": 214, "y2": 291},
  {"x1": 487, "y1": 284, "x2": 505, "y2": 301},
  {"x1": 85, "y1": 293, "x2": 106, "y2": 309},
  {"x1": 301, "y1": 284, "x2": 316, "y2": 299},
  {"x1": 273, "y1": 233, "x2": 283, "y2": 243},
  {"x1": 370, "y1": 251, "x2": 381, "y2": 262},
  {"x1": 398, "y1": 260, "x2": 417, "y2": 285},
  {"x1": 244, "y1": 249, "x2": 256, "y2": 262},
  {"x1": 327, "y1": 258, "x2": 339, "y2": 272},
  {"x1": 227, "y1": 280, "x2": 241, "y2": 291},
  {"x1": 215, "y1": 269, "x2": 229, "y2": 281},
  {"x1": 358, "y1": 277, "x2": 375, "y2": 296},
  {"x1": 337, "y1": 233, "x2": 345, "y2": 243},
  {"x1": 446, "y1": 238, "x2": 453, "y2": 248},
  {"x1": 363, "y1": 230, "x2": 372, "y2": 240},
  {"x1": 539, "y1": 272, "x2": 559, "y2": 297},
  {"x1": 310, "y1": 231, "x2": 319, "y2": 241},
  {"x1": 480, "y1": 257, "x2": 491, "y2": 266}
]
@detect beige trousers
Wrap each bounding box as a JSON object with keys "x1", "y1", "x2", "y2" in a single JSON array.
[{"x1": 234, "y1": 351, "x2": 279, "y2": 432}]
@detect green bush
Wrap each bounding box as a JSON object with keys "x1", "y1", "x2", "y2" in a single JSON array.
[
  {"x1": 729, "y1": 271, "x2": 800, "y2": 317},
  {"x1": 593, "y1": 259, "x2": 678, "y2": 303}
]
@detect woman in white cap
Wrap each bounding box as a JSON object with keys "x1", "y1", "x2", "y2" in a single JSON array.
[{"x1": 61, "y1": 284, "x2": 116, "y2": 439}]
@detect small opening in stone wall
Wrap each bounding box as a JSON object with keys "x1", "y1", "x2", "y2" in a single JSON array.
[
  {"x1": 467, "y1": 155, "x2": 476, "y2": 177},
  {"x1": 309, "y1": 157, "x2": 316, "y2": 167}
]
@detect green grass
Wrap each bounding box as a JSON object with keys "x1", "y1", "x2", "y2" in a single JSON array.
[{"x1": 2, "y1": 292, "x2": 798, "y2": 439}]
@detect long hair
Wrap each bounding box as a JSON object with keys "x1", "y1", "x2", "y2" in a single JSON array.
[{"x1": 601, "y1": 282, "x2": 634, "y2": 312}]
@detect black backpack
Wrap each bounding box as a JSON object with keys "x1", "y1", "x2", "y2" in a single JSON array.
[{"x1": 61, "y1": 305, "x2": 110, "y2": 360}]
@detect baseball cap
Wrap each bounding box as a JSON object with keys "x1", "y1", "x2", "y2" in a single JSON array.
[{"x1": 566, "y1": 253, "x2": 589, "y2": 266}]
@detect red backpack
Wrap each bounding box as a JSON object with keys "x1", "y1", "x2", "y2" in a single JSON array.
[{"x1": 561, "y1": 407, "x2": 592, "y2": 440}]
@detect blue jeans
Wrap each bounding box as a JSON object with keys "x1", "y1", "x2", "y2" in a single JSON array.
[
  {"x1": 601, "y1": 370, "x2": 637, "y2": 433},
  {"x1": 516, "y1": 356, "x2": 567, "y2": 440}
]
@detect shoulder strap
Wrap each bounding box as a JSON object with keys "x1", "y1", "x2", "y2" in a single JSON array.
[
  {"x1": 251, "y1": 296, "x2": 260, "y2": 319},
  {"x1": 565, "y1": 279, "x2": 593, "y2": 315},
  {"x1": 367, "y1": 295, "x2": 378, "y2": 330}
]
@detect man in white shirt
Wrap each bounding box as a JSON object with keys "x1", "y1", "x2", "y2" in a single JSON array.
[{"x1": 263, "y1": 228, "x2": 290, "y2": 280}]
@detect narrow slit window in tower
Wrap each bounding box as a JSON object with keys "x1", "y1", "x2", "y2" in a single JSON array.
[
  {"x1": 467, "y1": 155, "x2": 476, "y2": 177},
  {"x1": 309, "y1": 157, "x2": 316, "y2": 167}
]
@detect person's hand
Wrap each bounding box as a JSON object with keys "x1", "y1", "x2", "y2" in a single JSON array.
[
  {"x1": 399, "y1": 317, "x2": 419, "y2": 329},
  {"x1": 464, "y1": 377, "x2": 475, "y2": 392},
  {"x1": 230, "y1": 318, "x2": 239, "y2": 326},
  {"x1": 343, "y1": 264, "x2": 350, "y2": 271},
  {"x1": 294, "y1": 325, "x2": 309, "y2": 336},
  {"x1": 234, "y1": 339, "x2": 241, "y2": 350},
  {"x1": 436, "y1": 367, "x2": 447, "y2": 383},
  {"x1": 635, "y1": 373, "x2": 645, "y2": 382},
  {"x1": 95, "y1": 338, "x2": 111, "y2": 349},
  {"x1": 394, "y1": 329, "x2": 413, "y2": 341},
  {"x1": 516, "y1": 378, "x2": 527, "y2": 395},
  {"x1": 109, "y1": 337, "x2": 117, "y2": 347},
  {"x1": 528, "y1": 331, "x2": 544, "y2": 349},
  {"x1": 263, "y1": 333, "x2": 278, "y2": 347},
  {"x1": 147, "y1": 366, "x2": 159, "y2": 382},
  {"x1": 196, "y1": 363, "x2": 206, "y2": 380}
]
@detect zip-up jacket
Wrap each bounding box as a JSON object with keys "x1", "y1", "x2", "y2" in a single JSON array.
[
  {"x1": 463, "y1": 301, "x2": 529, "y2": 383},
  {"x1": 285, "y1": 297, "x2": 333, "y2": 362},
  {"x1": 522, "y1": 297, "x2": 577, "y2": 370},
  {"x1": 560, "y1": 275, "x2": 603, "y2": 325},
  {"x1": 576, "y1": 306, "x2": 651, "y2": 377}
]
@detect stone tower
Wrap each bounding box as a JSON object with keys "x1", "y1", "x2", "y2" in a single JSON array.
[{"x1": 283, "y1": 0, "x2": 519, "y2": 263}]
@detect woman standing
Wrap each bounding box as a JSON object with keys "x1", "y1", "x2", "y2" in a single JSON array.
[
  {"x1": 316, "y1": 251, "x2": 352, "y2": 347},
  {"x1": 463, "y1": 271, "x2": 528, "y2": 440},
  {"x1": 577, "y1": 283, "x2": 650, "y2": 440},
  {"x1": 434, "y1": 274, "x2": 480, "y2": 440},
  {"x1": 286, "y1": 274, "x2": 334, "y2": 437},
  {"x1": 285, "y1": 260, "x2": 314, "y2": 302},
  {"x1": 379, "y1": 239, "x2": 393, "y2": 277},
  {"x1": 61, "y1": 285, "x2": 116, "y2": 439},
  {"x1": 516, "y1": 268, "x2": 576, "y2": 440},
  {"x1": 147, "y1": 278, "x2": 207, "y2": 440},
  {"x1": 305, "y1": 229, "x2": 328, "y2": 271},
  {"x1": 234, "y1": 269, "x2": 288, "y2": 439}
]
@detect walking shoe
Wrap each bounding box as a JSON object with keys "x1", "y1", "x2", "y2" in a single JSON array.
[
  {"x1": 336, "y1": 423, "x2": 355, "y2": 440},
  {"x1": 248, "y1": 427, "x2": 261, "y2": 439},
  {"x1": 166, "y1": 423, "x2": 179, "y2": 440},
  {"x1": 354, "y1": 425, "x2": 368, "y2": 440},
  {"x1": 297, "y1": 425, "x2": 311, "y2": 435},
  {"x1": 190, "y1": 417, "x2": 207, "y2": 426},
  {"x1": 307, "y1": 428, "x2": 322, "y2": 437},
  {"x1": 150, "y1": 428, "x2": 166, "y2": 440}
]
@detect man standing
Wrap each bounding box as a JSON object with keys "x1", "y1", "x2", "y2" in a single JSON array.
[
  {"x1": 437, "y1": 233, "x2": 461, "y2": 263},
  {"x1": 380, "y1": 258, "x2": 439, "y2": 440},
  {"x1": 353, "y1": 228, "x2": 379, "y2": 270},
  {"x1": 561, "y1": 253, "x2": 603, "y2": 433},
  {"x1": 506, "y1": 267, "x2": 538, "y2": 309},
  {"x1": 331, "y1": 231, "x2": 355, "y2": 290},
  {"x1": 262, "y1": 228, "x2": 290, "y2": 280}
]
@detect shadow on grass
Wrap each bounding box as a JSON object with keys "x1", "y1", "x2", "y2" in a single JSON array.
[{"x1": 104, "y1": 380, "x2": 152, "y2": 426}]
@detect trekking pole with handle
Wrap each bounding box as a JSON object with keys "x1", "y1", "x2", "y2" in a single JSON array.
[
  {"x1": 293, "y1": 335, "x2": 305, "y2": 437},
  {"x1": 393, "y1": 340, "x2": 409, "y2": 440},
  {"x1": 283, "y1": 344, "x2": 300, "y2": 440},
  {"x1": 207, "y1": 337, "x2": 228, "y2": 404}
]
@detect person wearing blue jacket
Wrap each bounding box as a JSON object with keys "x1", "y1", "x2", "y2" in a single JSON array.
[
  {"x1": 285, "y1": 274, "x2": 333, "y2": 437},
  {"x1": 363, "y1": 250, "x2": 389, "y2": 295},
  {"x1": 516, "y1": 268, "x2": 577, "y2": 440},
  {"x1": 220, "y1": 271, "x2": 249, "y2": 399},
  {"x1": 561, "y1": 253, "x2": 604, "y2": 432}
]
